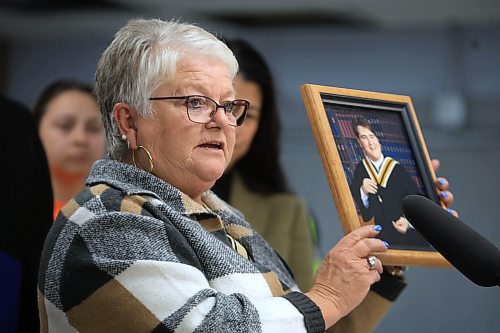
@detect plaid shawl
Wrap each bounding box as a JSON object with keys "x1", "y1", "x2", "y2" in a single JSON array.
[{"x1": 38, "y1": 159, "x2": 324, "y2": 332}]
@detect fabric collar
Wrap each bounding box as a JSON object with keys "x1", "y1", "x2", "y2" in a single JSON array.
[{"x1": 86, "y1": 158, "x2": 238, "y2": 219}]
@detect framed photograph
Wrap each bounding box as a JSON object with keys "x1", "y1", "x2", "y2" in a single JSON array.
[{"x1": 301, "y1": 84, "x2": 449, "y2": 267}]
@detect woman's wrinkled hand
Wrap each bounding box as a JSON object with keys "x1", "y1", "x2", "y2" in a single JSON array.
[{"x1": 305, "y1": 225, "x2": 388, "y2": 328}]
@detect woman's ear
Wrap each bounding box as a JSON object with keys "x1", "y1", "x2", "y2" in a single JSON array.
[{"x1": 113, "y1": 102, "x2": 138, "y2": 150}]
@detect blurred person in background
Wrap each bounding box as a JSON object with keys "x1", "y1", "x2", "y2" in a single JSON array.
[
  {"x1": 212, "y1": 38, "x2": 318, "y2": 291},
  {"x1": 33, "y1": 80, "x2": 106, "y2": 219},
  {"x1": 0, "y1": 95, "x2": 52, "y2": 332}
]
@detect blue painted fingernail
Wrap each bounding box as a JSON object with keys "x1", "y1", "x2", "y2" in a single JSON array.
[
  {"x1": 440, "y1": 192, "x2": 448, "y2": 198},
  {"x1": 383, "y1": 241, "x2": 390, "y2": 248},
  {"x1": 447, "y1": 208, "x2": 456, "y2": 215},
  {"x1": 438, "y1": 178, "x2": 446, "y2": 185},
  {"x1": 373, "y1": 225, "x2": 382, "y2": 231}
]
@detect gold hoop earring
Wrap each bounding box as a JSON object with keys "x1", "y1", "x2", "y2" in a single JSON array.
[{"x1": 132, "y1": 145, "x2": 154, "y2": 173}]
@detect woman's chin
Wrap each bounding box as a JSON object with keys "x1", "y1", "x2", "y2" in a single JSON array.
[{"x1": 196, "y1": 166, "x2": 226, "y2": 184}]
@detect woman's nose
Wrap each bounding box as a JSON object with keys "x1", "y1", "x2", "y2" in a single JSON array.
[
  {"x1": 209, "y1": 107, "x2": 232, "y2": 126},
  {"x1": 72, "y1": 126, "x2": 88, "y2": 143}
]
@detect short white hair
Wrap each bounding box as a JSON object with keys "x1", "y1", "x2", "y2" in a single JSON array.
[{"x1": 95, "y1": 18, "x2": 238, "y2": 160}]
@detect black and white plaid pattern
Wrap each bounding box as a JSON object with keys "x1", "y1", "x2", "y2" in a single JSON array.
[{"x1": 38, "y1": 159, "x2": 324, "y2": 332}]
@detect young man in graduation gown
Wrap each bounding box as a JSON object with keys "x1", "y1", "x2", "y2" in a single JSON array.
[{"x1": 349, "y1": 116, "x2": 430, "y2": 250}]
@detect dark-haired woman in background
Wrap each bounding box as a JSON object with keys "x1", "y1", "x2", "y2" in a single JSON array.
[
  {"x1": 33, "y1": 80, "x2": 105, "y2": 219},
  {"x1": 212, "y1": 39, "x2": 317, "y2": 290}
]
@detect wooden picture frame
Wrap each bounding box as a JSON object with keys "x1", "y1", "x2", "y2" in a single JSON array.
[{"x1": 301, "y1": 84, "x2": 450, "y2": 267}]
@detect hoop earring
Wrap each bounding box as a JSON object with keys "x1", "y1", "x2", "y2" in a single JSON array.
[{"x1": 132, "y1": 145, "x2": 154, "y2": 173}]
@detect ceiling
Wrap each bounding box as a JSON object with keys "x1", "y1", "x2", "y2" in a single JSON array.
[{"x1": 0, "y1": 0, "x2": 499, "y2": 40}]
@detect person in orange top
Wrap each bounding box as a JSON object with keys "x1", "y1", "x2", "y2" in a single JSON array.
[{"x1": 33, "y1": 80, "x2": 106, "y2": 219}]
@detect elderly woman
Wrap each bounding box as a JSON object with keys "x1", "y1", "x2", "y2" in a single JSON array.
[{"x1": 38, "y1": 19, "x2": 415, "y2": 332}]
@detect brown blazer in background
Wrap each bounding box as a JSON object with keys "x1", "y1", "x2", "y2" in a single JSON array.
[{"x1": 227, "y1": 172, "x2": 315, "y2": 291}]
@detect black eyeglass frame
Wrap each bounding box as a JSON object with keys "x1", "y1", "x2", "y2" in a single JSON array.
[{"x1": 149, "y1": 95, "x2": 250, "y2": 127}]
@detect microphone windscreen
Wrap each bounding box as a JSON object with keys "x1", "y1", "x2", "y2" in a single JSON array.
[{"x1": 403, "y1": 195, "x2": 500, "y2": 287}]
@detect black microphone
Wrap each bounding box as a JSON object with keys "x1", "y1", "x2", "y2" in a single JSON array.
[{"x1": 402, "y1": 195, "x2": 500, "y2": 287}]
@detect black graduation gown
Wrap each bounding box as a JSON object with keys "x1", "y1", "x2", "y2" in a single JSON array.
[{"x1": 350, "y1": 157, "x2": 432, "y2": 250}]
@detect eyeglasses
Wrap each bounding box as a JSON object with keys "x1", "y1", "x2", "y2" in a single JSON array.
[{"x1": 149, "y1": 95, "x2": 250, "y2": 127}]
